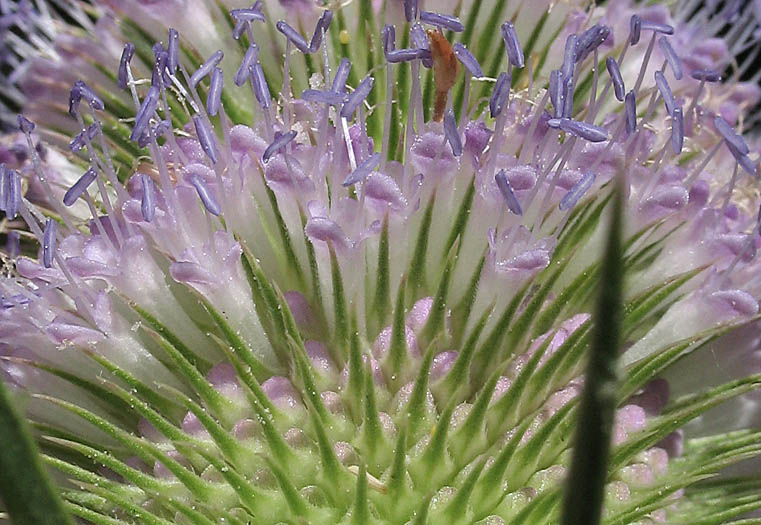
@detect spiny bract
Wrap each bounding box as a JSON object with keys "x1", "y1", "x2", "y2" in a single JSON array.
[{"x1": 2, "y1": 0, "x2": 761, "y2": 523}]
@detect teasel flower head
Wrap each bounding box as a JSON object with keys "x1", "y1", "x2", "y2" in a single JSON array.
[{"x1": 2, "y1": 0, "x2": 761, "y2": 523}]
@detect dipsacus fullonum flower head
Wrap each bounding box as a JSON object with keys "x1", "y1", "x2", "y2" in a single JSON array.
[{"x1": 2, "y1": 0, "x2": 761, "y2": 523}]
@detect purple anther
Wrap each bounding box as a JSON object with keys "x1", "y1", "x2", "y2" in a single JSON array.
[
  {"x1": 0, "y1": 165, "x2": 6, "y2": 212},
  {"x1": 69, "y1": 123, "x2": 99, "y2": 152},
  {"x1": 263, "y1": 130, "x2": 297, "y2": 162},
  {"x1": 655, "y1": 70, "x2": 676, "y2": 115},
  {"x1": 419, "y1": 11, "x2": 464, "y2": 32},
  {"x1": 489, "y1": 72, "x2": 511, "y2": 118},
  {"x1": 140, "y1": 173, "x2": 156, "y2": 222},
  {"x1": 641, "y1": 21, "x2": 674, "y2": 35},
  {"x1": 382, "y1": 24, "x2": 396, "y2": 55},
  {"x1": 17, "y1": 114, "x2": 34, "y2": 134},
  {"x1": 230, "y1": 6, "x2": 265, "y2": 23},
  {"x1": 152, "y1": 50, "x2": 170, "y2": 88},
  {"x1": 137, "y1": 131, "x2": 151, "y2": 149},
  {"x1": 495, "y1": 169, "x2": 523, "y2": 215},
  {"x1": 558, "y1": 119, "x2": 608, "y2": 142},
  {"x1": 726, "y1": 142, "x2": 758, "y2": 177},
  {"x1": 309, "y1": 10, "x2": 332, "y2": 52},
  {"x1": 547, "y1": 118, "x2": 562, "y2": 129},
  {"x1": 68, "y1": 84, "x2": 81, "y2": 116},
  {"x1": 188, "y1": 174, "x2": 221, "y2": 216},
  {"x1": 42, "y1": 219, "x2": 56, "y2": 268},
  {"x1": 118, "y1": 42, "x2": 135, "y2": 90},
  {"x1": 405, "y1": 0, "x2": 418, "y2": 22},
  {"x1": 452, "y1": 43, "x2": 482, "y2": 78},
  {"x1": 154, "y1": 119, "x2": 172, "y2": 138},
  {"x1": 559, "y1": 173, "x2": 595, "y2": 210},
  {"x1": 130, "y1": 85, "x2": 160, "y2": 142},
  {"x1": 501, "y1": 21, "x2": 525, "y2": 68},
  {"x1": 233, "y1": 20, "x2": 248, "y2": 40},
  {"x1": 672, "y1": 106, "x2": 684, "y2": 154},
  {"x1": 192, "y1": 115, "x2": 218, "y2": 164},
  {"x1": 249, "y1": 63, "x2": 271, "y2": 109},
  {"x1": 332, "y1": 58, "x2": 351, "y2": 93},
  {"x1": 167, "y1": 28, "x2": 179, "y2": 72},
  {"x1": 443, "y1": 109, "x2": 462, "y2": 157},
  {"x1": 207, "y1": 67, "x2": 223, "y2": 116},
  {"x1": 63, "y1": 167, "x2": 97, "y2": 206},
  {"x1": 342, "y1": 152, "x2": 381, "y2": 187},
  {"x1": 550, "y1": 69, "x2": 565, "y2": 118},
  {"x1": 658, "y1": 36, "x2": 682, "y2": 80},
  {"x1": 410, "y1": 23, "x2": 428, "y2": 50},
  {"x1": 691, "y1": 69, "x2": 721, "y2": 82},
  {"x1": 606, "y1": 57, "x2": 625, "y2": 101},
  {"x1": 561, "y1": 34, "x2": 578, "y2": 80},
  {"x1": 386, "y1": 48, "x2": 424, "y2": 63},
  {"x1": 4, "y1": 170, "x2": 20, "y2": 220},
  {"x1": 630, "y1": 15, "x2": 642, "y2": 45},
  {"x1": 276, "y1": 20, "x2": 311, "y2": 53},
  {"x1": 340, "y1": 75, "x2": 374, "y2": 119},
  {"x1": 74, "y1": 80, "x2": 104, "y2": 111},
  {"x1": 576, "y1": 24, "x2": 610, "y2": 63},
  {"x1": 625, "y1": 90, "x2": 637, "y2": 134},
  {"x1": 562, "y1": 76, "x2": 575, "y2": 119},
  {"x1": 234, "y1": 44, "x2": 259, "y2": 87},
  {"x1": 714, "y1": 116, "x2": 749, "y2": 155},
  {"x1": 302, "y1": 89, "x2": 345, "y2": 105},
  {"x1": 190, "y1": 50, "x2": 224, "y2": 88}
]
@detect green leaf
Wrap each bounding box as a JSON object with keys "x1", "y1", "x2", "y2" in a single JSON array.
[
  {"x1": 0, "y1": 380, "x2": 75, "y2": 525},
  {"x1": 561, "y1": 177, "x2": 625, "y2": 525}
]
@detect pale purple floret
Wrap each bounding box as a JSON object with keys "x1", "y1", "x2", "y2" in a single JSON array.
[
  {"x1": 625, "y1": 90, "x2": 637, "y2": 134},
  {"x1": 130, "y1": 86, "x2": 159, "y2": 142},
  {"x1": 302, "y1": 89, "x2": 345, "y2": 105},
  {"x1": 17, "y1": 114, "x2": 34, "y2": 134},
  {"x1": 276, "y1": 21, "x2": 311, "y2": 53},
  {"x1": 188, "y1": 174, "x2": 221, "y2": 216},
  {"x1": 630, "y1": 15, "x2": 642, "y2": 45},
  {"x1": 655, "y1": 70, "x2": 676, "y2": 115},
  {"x1": 234, "y1": 45, "x2": 258, "y2": 87},
  {"x1": 714, "y1": 116, "x2": 749, "y2": 155},
  {"x1": 559, "y1": 173, "x2": 595, "y2": 211},
  {"x1": 550, "y1": 69, "x2": 565, "y2": 118},
  {"x1": 69, "y1": 123, "x2": 99, "y2": 152},
  {"x1": 691, "y1": 69, "x2": 721, "y2": 82},
  {"x1": 501, "y1": 21, "x2": 524, "y2": 68},
  {"x1": 117, "y1": 42, "x2": 135, "y2": 89},
  {"x1": 561, "y1": 34, "x2": 577, "y2": 80},
  {"x1": 606, "y1": 56, "x2": 625, "y2": 101},
  {"x1": 563, "y1": 77, "x2": 574, "y2": 119},
  {"x1": 386, "y1": 49, "x2": 424, "y2": 63},
  {"x1": 576, "y1": 24, "x2": 610, "y2": 63},
  {"x1": 63, "y1": 167, "x2": 97, "y2": 206},
  {"x1": 263, "y1": 130, "x2": 297, "y2": 162},
  {"x1": 490, "y1": 72, "x2": 511, "y2": 118},
  {"x1": 309, "y1": 10, "x2": 332, "y2": 52},
  {"x1": 452, "y1": 43, "x2": 483, "y2": 77},
  {"x1": 404, "y1": 0, "x2": 418, "y2": 22},
  {"x1": 140, "y1": 173, "x2": 156, "y2": 222},
  {"x1": 443, "y1": 109, "x2": 462, "y2": 157},
  {"x1": 671, "y1": 106, "x2": 684, "y2": 154},
  {"x1": 249, "y1": 63, "x2": 271, "y2": 109},
  {"x1": 419, "y1": 11, "x2": 464, "y2": 32},
  {"x1": 658, "y1": 36, "x2": 682, "y2": 80},
  {"x1": 42, "y1": 218, "x2": 56, "y2": 268},
  {"x1": 641, "y1": 20, "x2": 674, "y2": 35},
  {"x1": 332, "y1": 58, "x2": 351, "y2": 93},
  {"x1": 190, "y1": 50, "x2": 223, "y2": 88},
  {"x1": 192, "y1": 114, "x2": 218, "y2": 164},
  {"x1": 167, "y1": 28, "x2": 179, "y2": 72},
  {"x1": 207, "y1": 67, "x2": 223, "y2": 116},
  {"x1": 342, "y1": 152, "x2": 380, "y2": 187},
  {"x1": 495, "y1": 169, "x2": 522, "y2": 215},
  {"x1": 558, "y1": 119, "x2": 608, "y2": 142},
  {"x1": 340, "y1": 75, "x2": 374, "y2": 119}
]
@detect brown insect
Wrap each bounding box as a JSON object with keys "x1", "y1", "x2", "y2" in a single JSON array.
[{"x1": 427, "y1": 30, "x2": 460, "y2": 122}]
